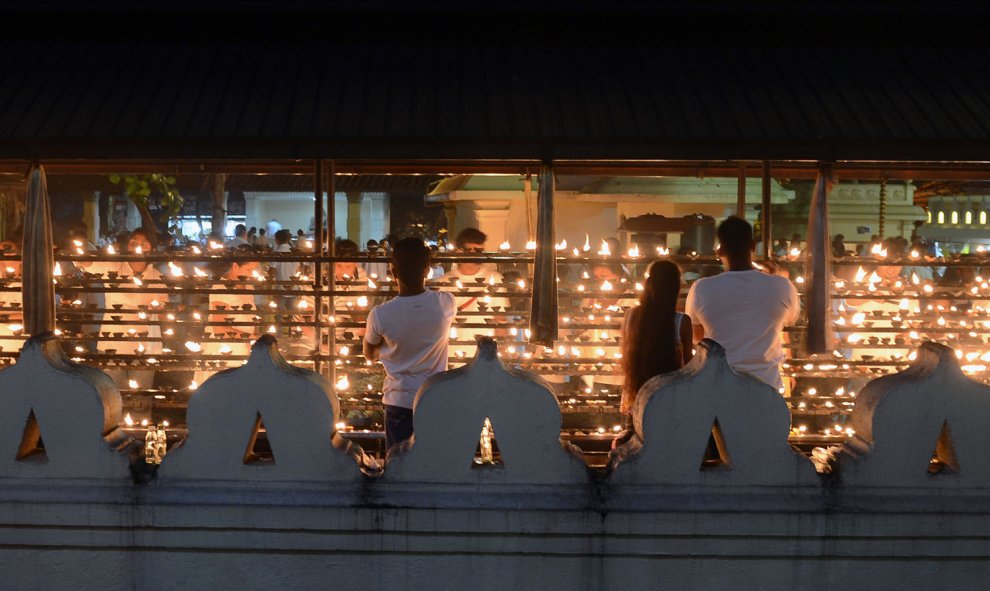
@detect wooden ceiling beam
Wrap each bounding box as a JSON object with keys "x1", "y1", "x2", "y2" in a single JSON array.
[{"x1": 0, "y1": 159, "x2": 987, "y2": 180}]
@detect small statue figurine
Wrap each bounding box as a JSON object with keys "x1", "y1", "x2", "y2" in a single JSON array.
[
  {"x1": 478, "y1": 417, "x2": 495, "y2": 464},
  {"x1": 144, "y1": 422, "x2": 158, "y2": 464},
  {"x1": 153, "y1": 423, "x2": 168, "y2": 464}
]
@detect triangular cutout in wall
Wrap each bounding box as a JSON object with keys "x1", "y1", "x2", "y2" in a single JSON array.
[
  {"x1": 17, "y1": 409, "x2": 48, "y2": 462},
  {"x1": 700, "y1": 418, "x2": 732, "y2": 471},
  {"x1": 243, "y1": 412, "x2": 275, "y2": 465},
  {"x1": 928, "y1": 420, "x2": 959, "y2": 475},
  {"x1": 472, "y1": 417, "x2": 504, "y2": 469}
]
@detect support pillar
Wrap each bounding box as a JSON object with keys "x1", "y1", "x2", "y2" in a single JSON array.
[
  {"x1": 84, "y1": 192, "x2": 100, "y2": 243},
  {"x1": 761, "y1": 161, "x2": 772, "y2": 259},
  {"x1": 805, "y1": 164, "x2": 834, "y2": 355},
  {"x1": 212, "y1": 174, "x2": 226, "y2": 237},
  {"x1": 346, "y1": 191, "x2": 362, "y2": 243},
  {"x1": 443, "y1": 204, "x2": 457, "y2": 244}
]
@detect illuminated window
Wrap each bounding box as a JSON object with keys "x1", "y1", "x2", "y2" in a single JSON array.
[
  {"x1": 927, "y1": 210, "x2": 932, "y2": 223},
  {"x1": 938, "y1": 211, "x2": 945, "y2": 224},
  {"x1": 966, "y1": 211, "x2": 973, "y2": 225},
  {"x1": 951, "y1": 211, "x2": 959, "y2": 224},
  {"x1": 982, "y1": 211, "x2": 988, "y2": 225}
]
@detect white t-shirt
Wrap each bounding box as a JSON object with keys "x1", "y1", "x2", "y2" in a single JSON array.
[
  {"x1": 364, "y1": 290, "x2": 456, "y2": 409},
  {"x1": 685, "y1": 270, "x2": 800, "y2": 390},
  {"x1": 270, "y1": 243, "x2": 298, "y2": 285}
]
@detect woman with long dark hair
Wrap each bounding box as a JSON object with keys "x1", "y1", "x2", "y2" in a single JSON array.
[{"x1": 620, "y1": 260, "x2": 694, "y2": 415}]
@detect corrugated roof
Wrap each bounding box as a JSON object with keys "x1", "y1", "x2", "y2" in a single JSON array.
[{"x1": 1, "y1": 38, "x2": 990, "y2": 160}]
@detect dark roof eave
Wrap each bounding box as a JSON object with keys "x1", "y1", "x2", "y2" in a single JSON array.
[{"x1": 3, "y1": 138, "x2": 990, "y2": 163}]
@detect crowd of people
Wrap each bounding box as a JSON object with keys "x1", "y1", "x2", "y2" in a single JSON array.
[
  {"x1": 0, "y1": 212, "x2": 962, "y2": 454},
  {"x1": 364, "y1": 217, "x2": 802, "y2": 451}
]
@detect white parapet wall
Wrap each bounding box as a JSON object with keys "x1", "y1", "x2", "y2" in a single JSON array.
[{"x1": 0, "y1": 335, "x2": 989, "y2": 590}]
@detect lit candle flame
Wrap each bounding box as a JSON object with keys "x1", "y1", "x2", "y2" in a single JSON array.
[
  {"x1": 627, "y1": 245, "x2": 640, "y2": 257},
  {"x1": 335, "y1": 375, "x2": 350, "y2": 390},
  {"x1": 128, "y1": 379, "x2": 139, "y2": 389},
  {"x1": 582, "y1": 234, "x2": 591, "y2": 252},
  {"x1": 124, "y1": 413, "x2": 134, "y2": 426},
  {"x1": 525, "y1": 240, "x2": 537, "y2": 251},
  {"x1": 555, "y1": 239, "x2": 567, "y2": 250},
  {"x1": 53, "y1": 262, "x2": 62, "y2": 277},
  {"x1": 499, "y1": 241, "x2": 511, "y2": 251}
]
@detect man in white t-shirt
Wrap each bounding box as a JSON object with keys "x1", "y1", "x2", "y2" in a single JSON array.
[
  {"x1": 269, "y1": 229, "x2": 298, "y2": 312},
  {"x1": 363, "y1": 237, "x2": 456, "y2": 449},
  {"x1": 685, "y1": 216, "x2": 801, "y2": 392},
  {"x1": 225, "y1": 224, "x2": 249, "y2": 249}
]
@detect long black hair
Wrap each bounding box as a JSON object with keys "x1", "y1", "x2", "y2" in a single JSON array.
[{"x1": 622, "y1": 260, "x2": 682, "y2": 412}]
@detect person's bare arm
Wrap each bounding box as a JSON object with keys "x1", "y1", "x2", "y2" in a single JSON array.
[
  {"x1": 680, "y1": 314, "x2": 695, "y2": 365},
  {"x1": 363, "y1": 307, "x2": 382, "y2": 361},
  {"x1": 692, "y1": 322, "x2": 705, "y2": 345},
  {"x1": 363, "y1": 339, "x2": 381, "y2": 361}
]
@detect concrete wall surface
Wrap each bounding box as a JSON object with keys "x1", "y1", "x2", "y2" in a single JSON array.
[
  {"x1": 0, "y1": 481, "x2": 988, "y2": 591},
  {"x1": 1, "y1": 336, "x2": 990, "y2": 589}
]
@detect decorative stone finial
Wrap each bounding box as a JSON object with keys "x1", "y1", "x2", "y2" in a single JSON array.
[
  {"x1": 160, "y1": 336, "x2": 369, "y2": 482},
  {"x1": 0, "y1": 334, "x2": 130, "y2": 479},
  {"x1": 837, "y1": 341, "x2": 990, "y2": 488},
  {"x1": 609, "y1": 339, "x2": 817, "y2": 487},
  {"x1": 385, "y1": 337, "x2": 588, "y2": 484}
]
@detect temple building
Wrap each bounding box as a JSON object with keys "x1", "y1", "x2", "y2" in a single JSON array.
[{"x1": 0, "y1": 2, "x2": 989, "y2": 589}]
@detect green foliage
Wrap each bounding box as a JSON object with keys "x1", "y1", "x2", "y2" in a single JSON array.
[{"x1": 108, "y1": 173, "x2": 183, "y2": 226}]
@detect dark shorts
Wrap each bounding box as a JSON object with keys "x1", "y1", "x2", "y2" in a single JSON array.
[{"x1": 384, "y1": 404, "x2": 414, "y2": 450}]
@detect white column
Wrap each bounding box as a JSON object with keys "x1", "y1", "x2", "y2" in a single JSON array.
[
  {"x1": 243, "y1": 194, "x2": 262, "y2": 229},
  {"x1": 125, "y1": 199, "x2": 141, "y2": 230},
  {"x1": 333, "y1": 193, "x2": 347, "y2": 240},
  {"x1": 84, "y1": 192, "x2": 100, "y2": 242},
  {"x1": 472, "y1": 202, "x2": 512, "y2": 247},
  {"x1": 362, "y1": 193, "x2": 389, "y2": 245}
]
